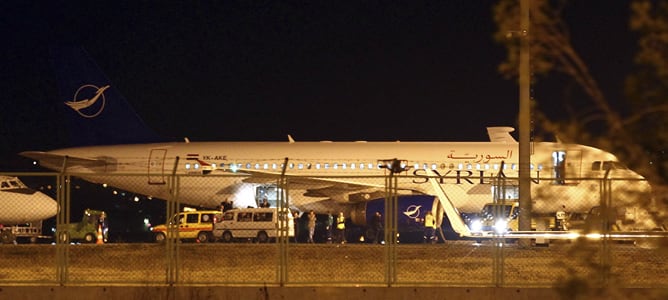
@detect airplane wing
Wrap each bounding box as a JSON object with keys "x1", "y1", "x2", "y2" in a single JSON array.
[
  {"x1": 20, "y1": 151, "x2": 108, "y2": 171},
  {"x1": 221, "y1": 168, "x2": 386, "y2": 202}
]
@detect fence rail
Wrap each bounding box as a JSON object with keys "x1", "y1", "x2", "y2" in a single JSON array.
[{"x1": 0, "y1": 172, "x2": 666, "y2": 288}]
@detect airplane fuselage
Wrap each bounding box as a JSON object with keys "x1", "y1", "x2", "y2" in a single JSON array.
[{"x1": 26, "y1": 140, "x2": 648, "y2": 215}]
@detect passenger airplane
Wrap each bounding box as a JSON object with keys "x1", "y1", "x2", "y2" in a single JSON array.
[
  {"x1": 20, "y1": 47, "x2": 652, "y2": 236},
  {"x1": 0, "y1": 176, "x2": 58, "y2": 224}
]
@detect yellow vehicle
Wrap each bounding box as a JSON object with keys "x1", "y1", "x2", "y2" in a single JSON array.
[{"x1": 151, "y1": 210, "x2": 220, "y2": 243}]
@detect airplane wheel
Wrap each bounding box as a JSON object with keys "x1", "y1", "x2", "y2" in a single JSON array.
[
  {"x1": 154, "y1": 232, "x2": 166, "y2": 243},
  {"x1": 256, "y1": 231, "x2": 269, "y2": 243},
  {"x1": 222, "y1": 231, "x2": 233, "y2": 243}
]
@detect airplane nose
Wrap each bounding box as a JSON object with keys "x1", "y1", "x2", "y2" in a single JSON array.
[{"x1": 34, "y1": 191, "x2": 59, "y2": 220}]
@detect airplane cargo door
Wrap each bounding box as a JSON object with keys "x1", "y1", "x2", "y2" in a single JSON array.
[{"x1": 148, "y1": 149, "x2": 167, "y2": 184}]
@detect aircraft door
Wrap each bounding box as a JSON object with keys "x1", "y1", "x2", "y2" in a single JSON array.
[
  {"x1": 565, "y1": 150, "x2": 582, "y2": 182},
  {"x1": 148, "y1": 148, "x2": 167, "y2": 184},
  {"x1": 552, "y1": 150, "x2": 582, "y2": 185}
]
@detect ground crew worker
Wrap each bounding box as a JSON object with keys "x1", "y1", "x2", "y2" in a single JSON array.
[
  {"x1": 336, "y1": 211, "x2": 346, "y2": 244},
  {"x1": 424, "y1": 211, "x2": 436, "y2": 243}
]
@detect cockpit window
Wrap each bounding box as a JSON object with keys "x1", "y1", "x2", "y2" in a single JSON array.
[
  {"x1": 602, "y1": 161, "x2": 627, "y2": 170},
  {"x1": 592, "y1": 161, "x2": 601, "y2": 171}
]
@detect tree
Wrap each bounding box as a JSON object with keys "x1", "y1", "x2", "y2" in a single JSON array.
[
  {"x1": 493, "y1": 0, "x2": 668, "y2": 186},
  {"x1": 626, "y1": 0, "x2": 668, "y2": 182}
]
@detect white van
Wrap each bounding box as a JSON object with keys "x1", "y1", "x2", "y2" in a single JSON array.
[{"x1": 213, "y1": 208, "x2": 294, "y2": 243}]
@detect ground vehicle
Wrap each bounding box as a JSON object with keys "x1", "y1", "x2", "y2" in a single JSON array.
[
  {"x1": 213, "y1": 208, "x2": 294, "y2": 243},
  {"x1": 151, "y1": 210, "x2": 220, "y2": 243},
  {"x1": 468, "y1": 202, "x2": 557, "y2": 239},
  {"x1": 0, "y1": 222, "x2": 44, "y2": 244},
  {"x1": 57, "y1": 209, "x2": 108, "y2": 243}
]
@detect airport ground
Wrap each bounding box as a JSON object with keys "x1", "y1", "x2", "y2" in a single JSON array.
[{"x1": 0, "y1": 240, "x2": 667, "y2": 299}]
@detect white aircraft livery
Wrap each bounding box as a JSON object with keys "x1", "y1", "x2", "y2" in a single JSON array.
[
  {"x1": 0, "y1": 176, "x2": 58, "y2": 224},
  {"x1": 20, "y1": 46, "x2": 652, "y2": 237}
]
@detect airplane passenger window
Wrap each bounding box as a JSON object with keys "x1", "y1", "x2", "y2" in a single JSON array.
[
  {"x1": 185, "y1": 163, "x2": 191, "y2": 170},
  {"x1": 324, "y1": 163, "x2": 329, "y2": 169},
  {"x1": 316, "y1": 163, "x2": 321, "y2": 169},
  {"x1": 263, "y1": 163, "x2": 269, "y2": 169},
  {"x1": 458, "y1": 163, "x2": 463, "y2": 170},
  {"x1": 194, "y1": 163, "x2": 200, "y2": 170},
  {"x1": 298, "y1": 163, "x2": 304, "y2": 169}
]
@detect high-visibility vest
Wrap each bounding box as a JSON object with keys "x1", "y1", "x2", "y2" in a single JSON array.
[{"x1": 336, "y1": 216, "x2": 345, "y2": 230}]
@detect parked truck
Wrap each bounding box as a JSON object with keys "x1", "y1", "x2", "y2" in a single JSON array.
[{"x1": 56, "y1": 209, "x2": 108, "y2": 244}]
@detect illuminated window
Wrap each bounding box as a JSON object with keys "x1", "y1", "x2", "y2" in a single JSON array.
[
  {"x1": 369, "y1": 163, "x2": 374, "y2": 169},
  {"x1": 341, "y1": 163, "x2": 347, "y2": 170},
  {"x1": 458, "y1": 163, "x2": 463, "y2": 170},
  {"x1": 272, "y1": 163, "x2": 277, "y2": 169},
  {"x1": 431, "y1": 163, "x2": 437, "y2": 170},
  {"x1": 289, "y1": 163, "x2": 294, "y2": 169},
  {"x1": 333, "y1": 163, "x2": 338, "y2": 169},
  {"x1": 350, "y1": 163, "x2": 355, "y2": 170},
  {"x1": 254, "y1": 163, "x2": 260, "y2": 169},
  {"x1": 211, "y1": 163, "x2": 217, "y2": 169},
  {"x1": 194, "y1": 163, "x2": 200, "y2": 170},
  {"x1": 263, "y1": 163, "x2": 269, "y2": 169},
  {"x1": 360, "y1": 163, "x2": 365, "y2": 170},
  {"x1": 316, "y1": 163, "x2": 321, "y2": 169},
  {"x1": 185, "y1": 163, "x2": 191, "y2": 170},
  {"x1": 298, "y1": 163, "x2": 304, "y2": 169},
  {"x1": 493, "y1": 164, "x2": 499, "y2": 170},
  {"x1": 475, "y1": 164, "x2": 481, "y2": 170},
  {"x1": 324, "y1": 163, "x2": 330, "y2": 169},
  {"x1": 466, "y1": 164, "x2": 472, "y2": 170},
  {"x1": 246, "y1": 163, "x2": 251, "y2": 169}
]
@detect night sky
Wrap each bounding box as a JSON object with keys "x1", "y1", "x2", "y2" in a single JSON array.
[{"x1": 1, "y1": 1, "x2": 635, "y2": 170}]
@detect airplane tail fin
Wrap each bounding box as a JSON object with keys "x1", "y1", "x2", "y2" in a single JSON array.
[{"x1": 49, "y1": 46, "x2": 168, "y2": 146}]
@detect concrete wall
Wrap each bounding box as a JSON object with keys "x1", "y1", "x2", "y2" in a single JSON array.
[{"x1": 1, "y1": 286, "x2": 667, "y2": 300}]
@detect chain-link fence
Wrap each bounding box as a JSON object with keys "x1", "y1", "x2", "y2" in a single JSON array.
[{"x1": 0, "y1": 172, "x2": 666, "y2": 289}]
